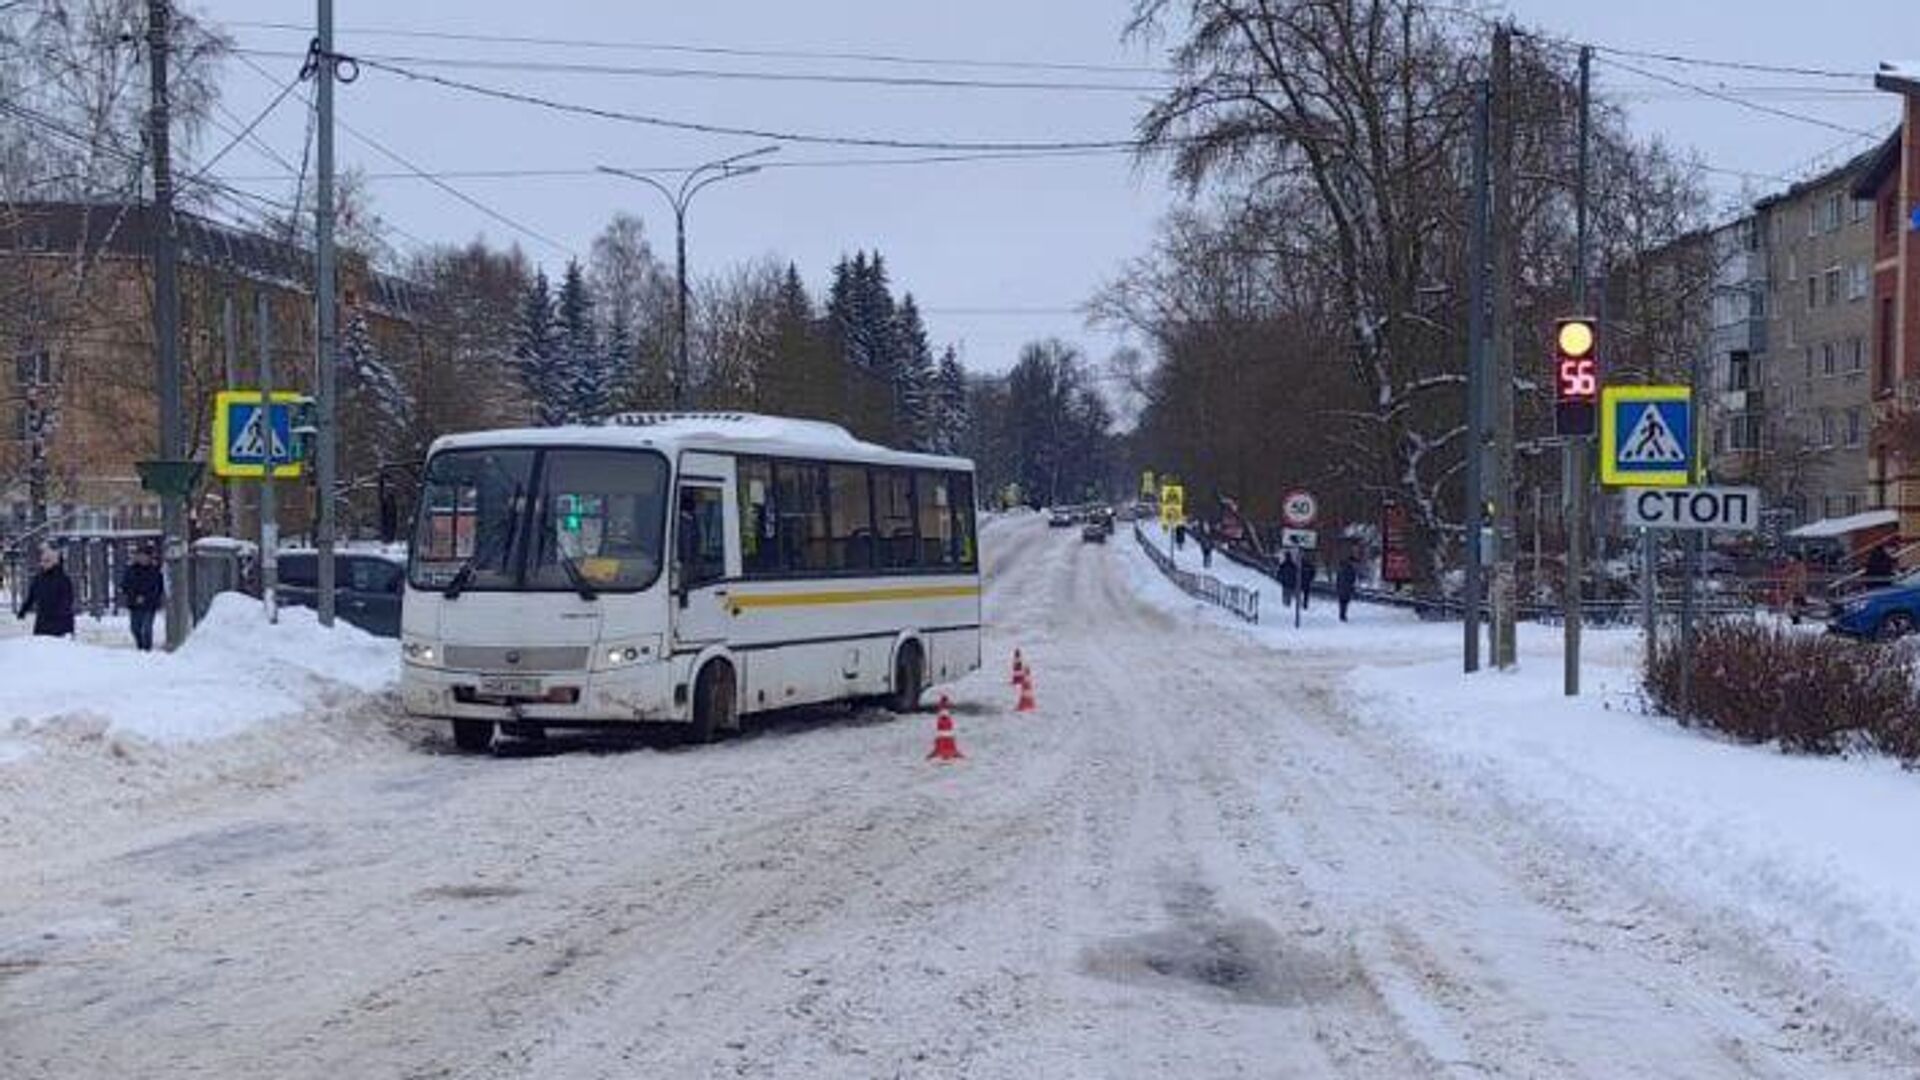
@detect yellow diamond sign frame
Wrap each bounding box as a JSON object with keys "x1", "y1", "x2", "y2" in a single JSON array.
[{"x1": 212, "y1": 390, "x2": 306, "y2": 479}]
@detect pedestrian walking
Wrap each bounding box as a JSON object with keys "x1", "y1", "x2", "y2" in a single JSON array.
[
  {"x1": 1197, "y1": 524, "x2": 1214, "y2": 569},
  {"x1": 15, "y1": 546, "x2": 75, "y2": 639},
  {"x1": 1277, "y1": 551, "x2": 1299, "y2": 609},
  {"x1": 1300, "y1": 554, "x2": 1318, "y2": 610},
  {"x1": 1864, "y1": 540, "x2": 1898, "y2": 590},
  {"x1": 1173, "y1": 522, "x2": 1187, "y2": 551},
  {"x1": 1336, "y1": 554, "x2": 1358, "y2": 622},
  {"x1": 121, "y1": 544, "x2": 164, "y2": 652}
]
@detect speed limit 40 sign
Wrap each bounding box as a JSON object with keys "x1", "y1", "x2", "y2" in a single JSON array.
[{"x1": 1281, "y1": 490, "x2": 1318, "y2": 528}]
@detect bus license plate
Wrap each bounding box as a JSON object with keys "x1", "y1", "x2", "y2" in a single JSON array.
[{"x1": 478, "y1": 675, "x2": 542, "y2": 698}]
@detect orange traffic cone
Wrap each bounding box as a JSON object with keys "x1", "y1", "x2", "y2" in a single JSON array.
[
  {"x1": 1010, "y1": 648, "x2": 1025, "y2": 685},
  {"x1": 1016, "y1": 668, "x2": 1037, "y2": 713},
  {"x1": 927, "y1": 695, "x2": 965, "y2": 761}
]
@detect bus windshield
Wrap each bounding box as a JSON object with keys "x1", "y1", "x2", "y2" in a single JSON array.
[{"x1": 409, "y1": 446, "x2": 668, "y2": 593}]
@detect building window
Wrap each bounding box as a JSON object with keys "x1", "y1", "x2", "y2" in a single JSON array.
[
  {"x1": 1827, "y1": 193, "x2": 1843, "y2": 232},
  {"x1": 1851, "y1": 337, "x2": 1865, "y2": 372},
  {"x1": 1853, "y1": 197, "x2": 1872, "y2": 224},
  {"x1": 1823, "y1": 342, "x2": 1837, "y2": 376},
  {"x1": 1825, "y1": 266, "x2": 1842, "y2": 306},
  {"x1": 1821, "y1": 411, "x2": 1836, "y2": 447},
  {"x1": 1848, "y1": 494, "x2": 1863, "y2": 516},
  {"x1": 1846, "y1": 407, "x2": 1863, "y2": 448},
  {"x1": 1727, "y1": 350, "x2": 1752, "y2": 390},
  {"x1": 1848, "y1": 262, "x2": 1869, "y2": 301},
  {"x1": 1808, "y1": 205, "x2": 1820, "y2": 237},
  {"x1": 1807, "y1": 275, "x2": 1819, "y2": 310},
  {"x1": 1805, "y1": 346, "x2": 1816, "y2": 379},
  {"x1": 1885, "y1": 192, "x2": 1901, "y2": 239}
]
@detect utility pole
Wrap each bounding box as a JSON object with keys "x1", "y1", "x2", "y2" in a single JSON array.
[
  {"x1": 314, "y1": 0, "x2": 338, "y2": 626},
  {"x1": 1565, "y1": 44, "x2": 1592, "y2": 696},
  {"x1": 149, "y1": 0, "x2": 189, "y2": 651},
  {"x1": 257, "y1": 289, "x2": 279, "y2": 624},
  {"x1": 1463, "y1": 79, "x2": 1491, "y2": 674},
  {"x1": 222, "y1": 289, "x2": 240, "y2": 539},
  {"x1": 1489, "y1": 24, "x2": 1519, "y2": 669},
  {"x1": 597, "y1": 145, "x2": 779, "y2": 409}
]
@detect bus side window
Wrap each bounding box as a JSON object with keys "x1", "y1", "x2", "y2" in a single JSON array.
[
  {"x1": 678, "y1": 486, "x2": 726, "y2": 587},
  {"x1": 775, "y1": 461, "x2": 831, "y2": 572},
  {"x1": 950, "y1": 472, "x2": 978, "y2": 568},
  {"x1": 873, "y1": 468, "x2": 917, "y2": 570},
  {"x1": 916, "y1": 471, "x2": 955, "y2": 568},
  {"x1": 827, "y1": 464, "x2": 873, "y2": 572},
  {"x1": 738, "y1": 457, "x2": 779, "y2": 576}
]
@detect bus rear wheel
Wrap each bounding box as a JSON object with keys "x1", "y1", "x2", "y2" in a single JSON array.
[
  {"x1": 890, "y1": 642, "x2": 925, "y2": 715},
  {"x1": 689, "y1": 662, "x2": 737, "y2": 745},
  {"x1": 451, "y1": 719, "x2": 494, "y2": 753}
]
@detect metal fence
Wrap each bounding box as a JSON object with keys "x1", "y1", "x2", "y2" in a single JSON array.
[{"x1": 1134, "y1": 523, "x2": 1261, "y2": 624}]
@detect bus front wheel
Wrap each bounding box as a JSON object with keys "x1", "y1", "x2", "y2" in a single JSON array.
[
  {"x1": 689, "y1": 662, "x2": 737, "y2": 744},
  {"x1": 890, "y1": 642, "x2": 925, "y2": 715}
]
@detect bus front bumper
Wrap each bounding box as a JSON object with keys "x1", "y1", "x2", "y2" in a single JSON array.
[{"x1": 401, "y1": 661, "x2": 681, "y2": 724}]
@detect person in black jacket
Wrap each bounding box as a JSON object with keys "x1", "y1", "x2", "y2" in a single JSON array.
[
  {"x1": 1277, "y1": 551, "x2": 1299, "y2": 608},
  {"x1": 1864, "y1": 541, "x2": 1898, "y2": 590},
  {"x1": 1336, "y1": 554, "x2": 1359, "y2": 622},
  {"x1": 1300, "y1": 554, "x2": 1318, "y2": 609},
  {"x1": 16, "y1": 546, "x2": 75, "y2": 638},
  {"x1": 120, "y1": 544, "x2": 164, "y2": 651}
]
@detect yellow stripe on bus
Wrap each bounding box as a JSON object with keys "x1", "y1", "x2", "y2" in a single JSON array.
[{"x1": 729, "y1": 584, "x2": 981, "y2": 611}]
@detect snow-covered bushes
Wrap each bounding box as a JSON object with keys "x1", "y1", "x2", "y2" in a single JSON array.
[{"x1": 1645, "y1": 621, "x2": 1920, "y2": 758}]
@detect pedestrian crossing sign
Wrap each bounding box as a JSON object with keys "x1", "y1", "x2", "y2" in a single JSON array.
[
  {"x1": 212, "y1": 390, "x2": 305, "y2": 478},
  {"x1": 1600, "y1": 385, "x2": 1692, "y2": 488}
]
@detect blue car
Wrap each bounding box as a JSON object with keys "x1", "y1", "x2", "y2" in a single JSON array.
[{"x1": 1828, "y1": 577, "x2": 1920, "y2": 641}]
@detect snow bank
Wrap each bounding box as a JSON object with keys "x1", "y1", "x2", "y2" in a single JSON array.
[
  {"x1": 0, "y1": 593, "x2": 396, "y2": 750},
  {"x1": 1348, "y1": 657, "x2": 1920, "y2": 1018}
]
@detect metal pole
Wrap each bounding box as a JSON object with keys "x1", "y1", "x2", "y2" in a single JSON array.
[
  {"x1": 1642, "y1": 526, "x2": 1656, "y2": 663},
  {"x1": 1490, "y1": 25, "x2": 1519, "y2": 669},
  {"x1": 257, "y1": 290, "x2": 279, "y2": 624},
  {"x1": 674, "y1": 205, "x2": 689, "y2": 409},
  {"x1": 149, "y1": 0, "x2": 189, "y2": 651},
  {"x1": 1680, "y1": 293, "x2": 1705, "y2": 720},
  {"x1": 222, "y1": 289, "x2": 240, "y2": 539},
  {"x1": 1566, "y1": 44, "x2": 1591, "y2": 696},
  {"x1": 1463, "y1": 79, "x2": 1490, "y2": 674},
  {"x1": 314, "y1": 0, "x2": 338, "y2": 626}
]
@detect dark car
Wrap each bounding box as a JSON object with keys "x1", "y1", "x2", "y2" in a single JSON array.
[
  {"x1": 275, "y1": 550, "x2": 406, "y2": 638},
  {"x1": 1081, "y1": 520, "x2": 1109, "y2": 543},
  {"x1": 1828, "y1": 576, "x2": 1920, "y2": 641}
]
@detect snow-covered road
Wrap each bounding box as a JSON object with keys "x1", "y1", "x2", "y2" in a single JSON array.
[{"x1": 5, "y1": 513, "x2": 1918, "y2": 1078}]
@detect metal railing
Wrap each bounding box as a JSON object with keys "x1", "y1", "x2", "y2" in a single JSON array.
[{"x1": 1134, "y1": 523, "x2": 1260, "y2": 624}]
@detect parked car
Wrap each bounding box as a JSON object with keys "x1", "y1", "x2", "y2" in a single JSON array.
[
  {"x1": 274, "y1": 549, "x2": 406, "y2": 638},
  {"x1": 1828, "y1": 575, "x2": 1920, "y2": 641}
]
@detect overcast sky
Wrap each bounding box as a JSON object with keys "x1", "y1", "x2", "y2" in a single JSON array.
[{"x1": 192, "y1": 1, "x2": 1914, "y2": 375}]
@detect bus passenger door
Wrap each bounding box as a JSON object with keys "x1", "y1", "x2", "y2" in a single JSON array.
[{"x1": 673, "y1": 474, "x2": 735, "y2": 648}]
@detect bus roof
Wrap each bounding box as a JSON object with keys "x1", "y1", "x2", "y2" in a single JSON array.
[{"x1": 429, "y1": 412, "x2": 974, "y2": 472}]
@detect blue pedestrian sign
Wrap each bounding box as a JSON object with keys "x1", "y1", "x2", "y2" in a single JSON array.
[
  {"x1": 1600, "y1": 385, "x2": 1692, "y2": 487},
  {"x1": 212, "y1": 390, "x2": 305, "y2": 478}
]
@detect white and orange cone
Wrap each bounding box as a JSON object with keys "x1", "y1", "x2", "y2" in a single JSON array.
[
  {"x1": 1015, "y1": 668, "x2": 1037, "y2": 714},
  {"x1": 927, "y1": 695, "x2": 965, "y2": 762}
]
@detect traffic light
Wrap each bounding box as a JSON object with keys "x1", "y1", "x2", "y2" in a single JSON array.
[{"x1": 1553, "y1": 316, "x2": 1598, "y2": 437}]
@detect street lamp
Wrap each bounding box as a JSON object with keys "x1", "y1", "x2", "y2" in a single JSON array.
[{"x1": 598, "y1": 145, "x2": 780, "y2": 409}]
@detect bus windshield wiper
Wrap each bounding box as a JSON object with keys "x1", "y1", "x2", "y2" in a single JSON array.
[
  {"x1": 443, "y1": 482, "x2": 523, "y2": 599},
  {"x1": 556, "y1": 555, "x2": 600, "y2": 601}
]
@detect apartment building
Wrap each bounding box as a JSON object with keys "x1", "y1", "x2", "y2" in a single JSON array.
[
  {"x1": 1856, "y1": 66, "x2": 1920, "y2": 539},
  {"x1": 1746, "y1": 152, "x2": 1881, "y2": 525}
]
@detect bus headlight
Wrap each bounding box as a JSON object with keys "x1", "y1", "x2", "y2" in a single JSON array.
[
  {"x1": 594, "y1": 637, "x2": 661, "y2": 670},
  {"x1": 402, "y1": 639, "x2": 441, "y2": 666}
]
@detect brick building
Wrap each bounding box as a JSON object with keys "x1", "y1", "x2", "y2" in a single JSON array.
[
  {"x1": 1856, "y1": 65, "x2": 1920, "y2": 540},
  {"x1": 0, "y1": 202, "x2": 425, "y2": 543}
]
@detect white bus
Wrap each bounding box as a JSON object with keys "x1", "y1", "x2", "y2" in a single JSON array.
[{"x1": 399, "y1": 413, "x2": 982, "y2": 751}]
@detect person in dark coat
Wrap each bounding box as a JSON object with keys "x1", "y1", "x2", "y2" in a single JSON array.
[
  {"x1": 1173, "y1": 522, "x2": 1187, "y2": 551},
  {"x1": 1300, "y1": 554, "x2": 1318, "y2": 609},
  {"x1": 1336, "y1": 554, "x2": 1359, "y2": 622},
  {"x1": 1864, "y1": 541, "x2": 1898, "y2": 589},
  {"x1": 120, "y1": 544, "x2": 164, "y2": 652},
  {"x1": 1277, "y1": 551, "x2": 1299, "y2": 608},
  {"x1": 1197, "y1": 524, "x2": 1214, "y2": 569},
  {"x1": 16, "y1": 546, "x2": 75, "y2": 638}
]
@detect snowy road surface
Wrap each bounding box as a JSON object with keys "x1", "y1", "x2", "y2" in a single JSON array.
[{"x1": 5, "y1": 513, "x2": 1920, "y2": 1078}]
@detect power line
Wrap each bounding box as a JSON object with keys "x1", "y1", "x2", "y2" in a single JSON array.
[
  {"x1": 225, "y1": 19, "x2": 1172, "y2": 77},
  {"x1": 1593, "y1": 55, "x2": 1882, "y2": 141},
  {"x1": 230, "y1": 49, "x2": 566, "y2": 258},
  {"x1": 349, "y1": 54, "x2": 1147, "y2": 152},
  {"x1": 213, "y1": 146, "x2": 1138, "y2": 184},
  {"x1": 230, "y1": 46, "x2": 1171, "y2": 94},
  {"x1": 1587, "y1": 43, "x2": 1869, "y2": 84},
  {"x1": 191, "y1": 68, "x2": 306, "y2": 178}
]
